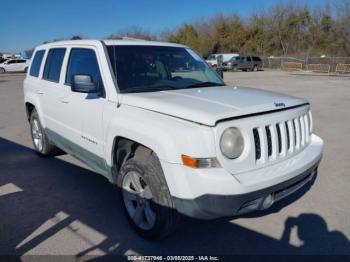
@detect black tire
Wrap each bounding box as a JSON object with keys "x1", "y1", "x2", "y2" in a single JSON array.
[
  {"x1": 119, "y1": 152, "x2": 181, "y2": 239},
  {"x1": 253, "y1": 65, "x2": 258, "y2": 72},
  {"x1": 30, "y1": 109, "x2": 58, "y2": 156},
  {"x1": 0, "y1": 68, "x2": 5, "y2": 73},
  {"x1": 232, "y1": 65, "x2": 238, "y2": 72},
  {"x1": 24, "y1": 67, "x2": 28, "y2": 73}
]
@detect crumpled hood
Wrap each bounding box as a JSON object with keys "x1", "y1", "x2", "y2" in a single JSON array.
[{"x1": 120, "y1": 86, "x2": 308, "y2": 126}]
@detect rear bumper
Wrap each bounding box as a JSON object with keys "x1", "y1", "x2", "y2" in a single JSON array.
[{"x1": 172, "y1": 161, "x2": 319, "y2": 219}]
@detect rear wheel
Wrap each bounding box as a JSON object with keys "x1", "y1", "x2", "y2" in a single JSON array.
[
  {"x1": 119, "y1": 153, "x2": 181, "y2": 239},
  {"x1": 253, "y1": 65, "x2": 258, "y2": 71},
  {"x1": 232, "y1": 65, "x2": 238, "y2": 72},
  {"x1": 24, "y1": 67, "x2": 28, "y2": 73},
  {"x1": 30, "y1": 109, "x2": 58, "y2": 156}
]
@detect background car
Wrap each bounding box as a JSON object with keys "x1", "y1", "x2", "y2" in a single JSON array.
[
  {"x1": 0, "y1": 59, "x2": 29, "y2": 73},
  {"x1": 222, "y1": 56, "x2": 263, "y2": 72},
  {"x1": 206, "y1": 53, "x2": 239, "y2": 67}
]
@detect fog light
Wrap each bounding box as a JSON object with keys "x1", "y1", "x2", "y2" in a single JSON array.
[{"x1": 261, "y1": 194, "x2": 274, "y2": 209}]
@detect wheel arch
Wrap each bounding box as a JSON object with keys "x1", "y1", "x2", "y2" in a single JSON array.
[
  {"x1": 24, "y1": 95, "x2": 46, "y2": 127},
  {"x1": 111, "y1": 136, "x2": 155, "y2": 179},
  {"x1": 25, "y1": 102, "x2": 35, "y2": 121}
]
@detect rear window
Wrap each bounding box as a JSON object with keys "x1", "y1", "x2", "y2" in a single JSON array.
[
  {"x1": 43, "y1": 48, "x2": 66, "y2": 82},
  {"x1": 253, "y1": 56, "x2": 261, "y2": 61},
  {"x1": 30, "y1": 50, "x2": 45, "y2": 77}
]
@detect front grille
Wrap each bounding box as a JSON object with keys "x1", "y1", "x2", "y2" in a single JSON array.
[{"x1": 253, "y1": 111, "x2": 311, "y2": 163}]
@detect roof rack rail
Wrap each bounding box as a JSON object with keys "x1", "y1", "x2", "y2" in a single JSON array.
[{"x1": 121, "y1": 36, "x2": 147, "y2": 41}]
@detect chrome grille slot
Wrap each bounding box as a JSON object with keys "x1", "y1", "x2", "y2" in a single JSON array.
[{"x1": 299, "y1": 116, "x2": 305, "y2": 147}]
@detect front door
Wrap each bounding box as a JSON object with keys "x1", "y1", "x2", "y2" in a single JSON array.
[{"x1": 60, "y1": 47, "x2": 107, "y2": 173}]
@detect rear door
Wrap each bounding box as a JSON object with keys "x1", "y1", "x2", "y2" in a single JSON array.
[
  {"x1": 16, "y1": 59, "x2": 27, "y2": 71},
  {"x1": 238, "y1": 57, "x2": 247, "y2": 70},
  {"x1": 40, "y1": 48, "x2": 67, "y2": 136}
]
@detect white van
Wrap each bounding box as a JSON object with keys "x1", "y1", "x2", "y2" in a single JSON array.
[{"x1": 206, "y1": 53, "x2": 239, "y2": 67}]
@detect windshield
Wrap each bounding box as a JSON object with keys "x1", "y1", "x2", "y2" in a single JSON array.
[
  {"x1": 107, "y1": 45, "x2": 224, "y2": 93},
  {"x1": 207, "y1": 54, "x2": 216, "y2": 60}
]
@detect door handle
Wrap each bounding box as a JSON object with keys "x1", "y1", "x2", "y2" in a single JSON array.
[
  {"x1": 59, "y1": 97, "x2": 69, "y2": 104},
  {"x1": 36, "y1": 90, "x2": 44, "y2": 95}
]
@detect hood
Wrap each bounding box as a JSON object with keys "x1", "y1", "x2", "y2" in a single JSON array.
[{"x1": 120, "y1": 86, "x2": 308, "y2": 126}]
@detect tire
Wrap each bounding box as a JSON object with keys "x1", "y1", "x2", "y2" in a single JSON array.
[
  {"x1": 253, "y1": 65, "x2": 258, "y2": 72},
  {"x1": 119, "y1": 153, "x2": 181, "y2": 239},
  {"x1": 24, "y1": 67, "x2": 28, "y2": 73},
  {"x1": 30, "y1": 109, "x2": 58, "y2": 156},
  {"x1": 0, "y1": 68, "x2": 5, "y2": 73},
  {"x1": 232, "y1": 65, "x2": 238, "y2": 72}
]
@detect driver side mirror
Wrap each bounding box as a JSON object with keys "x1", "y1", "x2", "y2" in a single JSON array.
[{"x1": 71, "y1": 74, "x2": 99, "y2": 93}]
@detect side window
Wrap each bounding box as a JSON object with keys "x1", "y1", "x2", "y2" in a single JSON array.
[
  {"x1": 18, "y1": 60, "x2": 26, "y2": 63},
  {"x1": 8, "y1": 60, "x2": 16, "y2": 64},
  {"x1": 65, "y1": 48, "x2": 103, "y2": 88},
  {"x1": 247, "y1": 57, "x2": 252, "y2": 62},
  {"x1": 30, "y1": 50, "x2": 45, "y2": 77},
  {"x1": 43, "y1": 48, "x2": 66, "y2": 82}
]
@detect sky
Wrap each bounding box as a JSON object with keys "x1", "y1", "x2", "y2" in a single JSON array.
[{"x1": 0, "y1": 0, "x2": 327, "y2": 53}]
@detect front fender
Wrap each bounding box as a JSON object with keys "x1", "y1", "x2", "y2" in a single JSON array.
[{"x1": 104, "y1": 104, "x2": 216, "y2": 167}]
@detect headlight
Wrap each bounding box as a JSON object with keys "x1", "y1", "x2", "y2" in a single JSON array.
[{"x1": 220, "y1": 127, "x2": 244, "y2": 159}]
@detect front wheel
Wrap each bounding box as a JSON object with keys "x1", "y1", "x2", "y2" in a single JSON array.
[
  {"x1": 0, "y1": 68, "x2": 5, "y2": 73},
  {"x1": 119, "y1": 153, "x2": 181, "y2": 239}
]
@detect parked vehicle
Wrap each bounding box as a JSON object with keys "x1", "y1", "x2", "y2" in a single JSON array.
[
  {"x1": 24, "y1": 40, "x2": 323, "y2": 239},
  {"x1": 222, "y1": 56, "x2": 263, "y2": 71},
  {"x1": 0, "y1": 59, "x2": 29, "y2": 73},
  {"x1": 206, "y1": 53, "x2": 239, "y2": 67}
]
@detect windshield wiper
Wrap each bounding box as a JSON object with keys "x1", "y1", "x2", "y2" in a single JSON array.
[{"x1": 185, "y1": 82, "x2": 224, "y2": 89}]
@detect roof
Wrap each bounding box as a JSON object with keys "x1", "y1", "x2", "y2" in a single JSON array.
[{"x1": 35, "y1": 39, "x2": 187, "y2": 50}]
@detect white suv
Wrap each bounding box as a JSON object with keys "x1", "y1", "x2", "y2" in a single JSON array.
[{"x1": 24, "y1": 40, "x2": 323, "y2": 239}]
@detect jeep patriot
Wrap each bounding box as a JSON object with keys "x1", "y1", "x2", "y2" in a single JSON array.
[{"x1": 24, "y1": 40, "x2": 324, "y2": 239}]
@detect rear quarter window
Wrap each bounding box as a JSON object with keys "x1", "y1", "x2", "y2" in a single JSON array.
[
  {"x1": 253, "y1": 57, "x2": 262, "y2": 61},
  {"x1": 30, "y1": 50, "x2": 45, "y2": 77},
  {"x1": 43, "y1": 48, "x2": 66, "y2": 82}
]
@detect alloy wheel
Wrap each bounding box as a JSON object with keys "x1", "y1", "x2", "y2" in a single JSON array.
[{"x1": 122, "y1": 170, "x2": 156, "y2": 230}]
